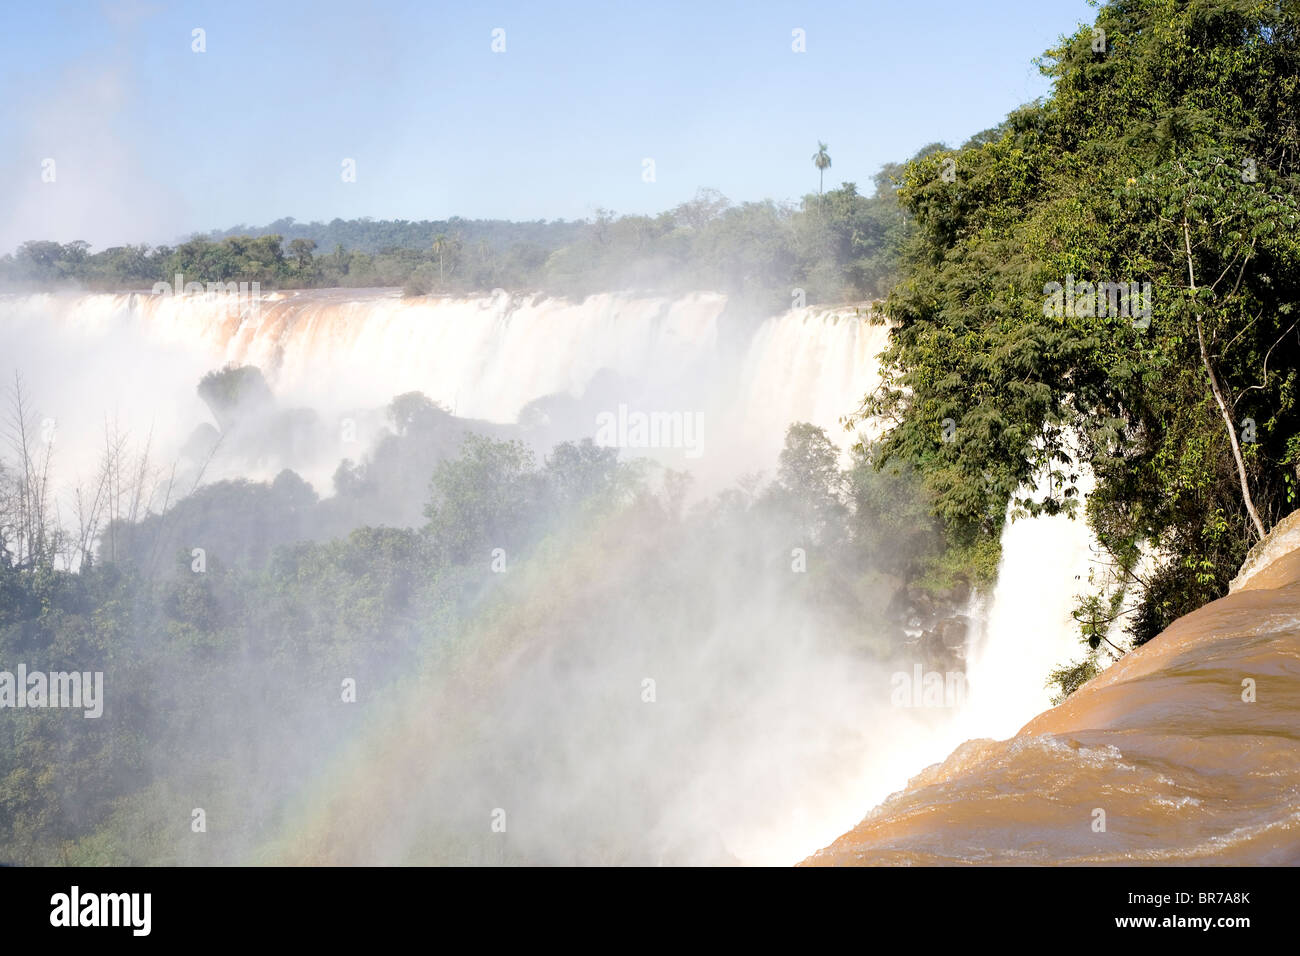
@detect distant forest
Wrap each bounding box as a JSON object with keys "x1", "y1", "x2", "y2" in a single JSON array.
[{"x1": 0, "y1": 143, "x2": 967, "y2": 311}]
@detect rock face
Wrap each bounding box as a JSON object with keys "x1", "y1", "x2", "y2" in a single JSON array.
[
  {"x1": 887, "y1": 585, "x2": 972, "y2": 674},
  {"x1": 802, "y1": 511, "x2": 1300, "y2": 866},
  {"x1": 1231, "y1": 508, "x2": 1300, "y2": 594}
]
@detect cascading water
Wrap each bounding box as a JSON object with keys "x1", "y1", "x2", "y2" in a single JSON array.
[
  {"x1": 964, "y1": 493, "x2": 1101, "y2": 740},
  {"x1": 807, "y1": 514, "x2": 1300, "y2": 865},
  {"x1": 1, "y1": 289, "x2": 900, "y2": 498},
  {"x1": 0, "y1": 287, "x2": 1097, "y2": 862}
]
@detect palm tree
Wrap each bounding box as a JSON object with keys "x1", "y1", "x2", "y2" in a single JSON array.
[
  {"x1": 432, "y1": 234, "x2": 448, "y2": 286},
  {"x1": 812, "y1": 142, "x2": 831, "y2": 195}
]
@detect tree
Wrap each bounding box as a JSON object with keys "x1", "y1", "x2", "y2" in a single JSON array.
[
  {"x1": 812, "y1": 142, "x2": 832, "y2": 196},
  {"x1": 856, "y1": 0, "x2": 1300, "y2": 650},
  {"x1": 387, "y1": 392, "x2": 449, "y2": 435},
  {"x1": 288, "y1": 238, "x2": 317, "y2": 275},
  {"x1": 542, "y1": 439, "x2": 625, "y2": 512},
  {"x1": 772, "y1": 423, "x2": 849, "y2": 544},
  {"x1": 423, "y1": 435, "x2": 541, "y2": 562},
  {"x1": 197, "y1": 365, "x2": 275, "y2": 432},
  {"x1": 1128, "y1": 154, "x2": 1300, "y2": 540},
  {"x1": 430, "y1": 233, "x2": 466, "y2": 288}
]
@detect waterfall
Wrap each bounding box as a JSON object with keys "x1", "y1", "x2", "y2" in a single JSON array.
[
  {"x1": 963, "y1": 500, "x2": 1099, "y2": 739},
  {"x1": 2, "y1": 285, "x2": 1091, "y2": 707},
  {"x1": 1, "y1": 287, "x2": 1099, "y2": 862},
  {"x1": 732, "y1": 306, "x2": 891, "y2": 466},
  {"x1": 0, "y1": 289, "x2": 885, "y2": 489}
]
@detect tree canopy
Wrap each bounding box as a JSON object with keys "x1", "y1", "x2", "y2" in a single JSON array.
[{"x1": 859, "y1": 0, "x2": 1300, "y2": 645}]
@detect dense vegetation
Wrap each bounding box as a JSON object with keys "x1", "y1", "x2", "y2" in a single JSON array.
[
  {"x1": 0, "y1": 170, "x2": 914, "y2": 312},
  {"x1": 5, "y1": 0, "x2": 1300, "y2": 861},
  {"x1": 0, "y1": 371, "x2": 936, "y2": 862},
  {"x1": 858, "y1": 0, "x2": 1300, "y2": 686}
]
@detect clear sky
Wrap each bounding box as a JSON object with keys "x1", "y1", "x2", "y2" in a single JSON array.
[{"x1": 0, "y1": 0, "x2": 1098, "y2": 251}]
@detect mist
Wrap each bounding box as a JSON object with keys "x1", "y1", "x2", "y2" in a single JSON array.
[{"x1": 0, "y1": 286, "x2": 1089, "y2": 866}]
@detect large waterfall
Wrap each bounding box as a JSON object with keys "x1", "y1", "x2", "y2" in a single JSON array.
[
  {"x1": 2, "y1": 289, "x2": 889, "y2": 487},
  {"x1": 0, "y1": 287, "x2": 1101, "y2": 862}
]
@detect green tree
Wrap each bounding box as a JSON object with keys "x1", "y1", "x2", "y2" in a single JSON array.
[
  {"x1": 812, "y1": 142, "x2": 832, "y2": 196},
  {"x1": 856, "y1": 0, "x2": 1300, "y2": 653},
  {"x1": 288, "y1": 238, "x2": 318, "y2": 276},
  {"x1": 423, "y1": 435, "x2": 540, "y2": 562}
]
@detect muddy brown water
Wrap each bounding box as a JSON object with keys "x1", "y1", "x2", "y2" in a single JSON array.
[{"x1": 803, "y1": 531, "x2": 1300, "y2": 866}]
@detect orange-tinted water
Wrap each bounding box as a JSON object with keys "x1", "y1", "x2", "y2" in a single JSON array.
[{"x1": 803, "y1": 517, "x2": 1300, "y2": 866}]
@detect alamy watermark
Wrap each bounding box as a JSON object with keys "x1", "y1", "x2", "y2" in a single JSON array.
[
  {"x1": 891, "y1": 664, "x2": 966, "y2": 708},
  {"x1": 1043, "y1": 275, "x2": 1152, "y2": 327},
  {"x1": 595, "y1": 404, "x2": 704, "y2": 459},
  {"x1": 50, "y1": 886, "x2": 150, "y2": 936},
  {"x1": 152, "y1": 273, "x2": 262, "y2": 323},
  {"x1": 0, "y1": 665, "x2": 103, "y2": 718}
]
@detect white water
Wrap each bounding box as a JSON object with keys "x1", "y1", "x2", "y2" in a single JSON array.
[
  {"x1": 0, "y1": 289, "x2": 886, "y2": 489},
  {"x1": 0, "y1": 287, "x2": 1100, "y2": 859},
  {"x1": 964, "y1": 499, "x2": 1099, "y2": 739}
]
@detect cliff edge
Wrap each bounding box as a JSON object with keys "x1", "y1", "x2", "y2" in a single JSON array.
[{"x1": 802, "y1": 511, "x2": 1300, "y2": 865}]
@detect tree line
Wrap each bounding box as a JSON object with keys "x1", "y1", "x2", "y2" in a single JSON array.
[{"x1": 0, "y1": 165, "x2": 925, "y2": 312}]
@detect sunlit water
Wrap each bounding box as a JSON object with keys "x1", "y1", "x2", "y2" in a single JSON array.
[
  {"x1": 1, "y1": 288, "x2": 1108, "y2": 864},
  {"x1": 805, "y1": 519, "x2": 1300, "y2": 865}
]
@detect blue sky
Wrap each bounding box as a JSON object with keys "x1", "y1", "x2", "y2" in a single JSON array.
[{"x1": 0, "y1": 0, "x2": 1098, "y2": 250}]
